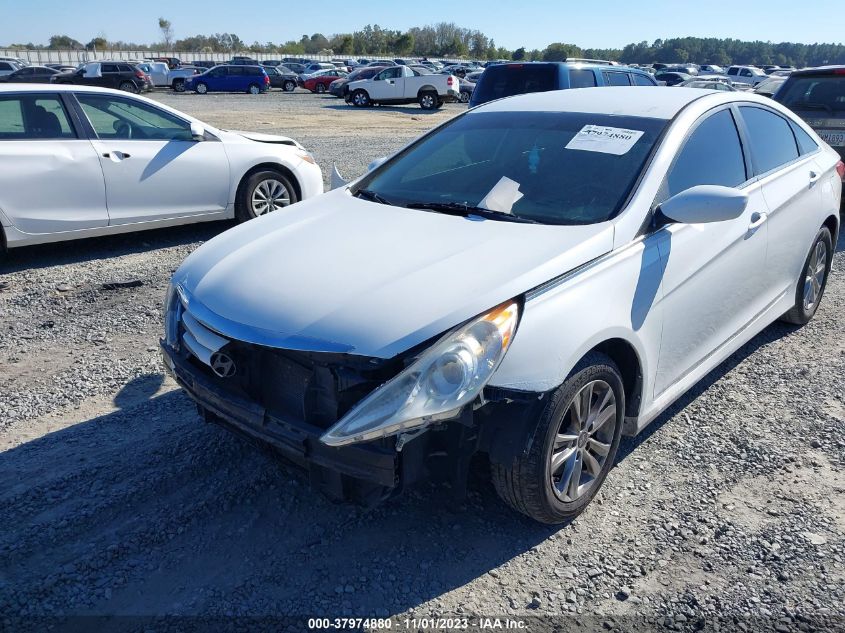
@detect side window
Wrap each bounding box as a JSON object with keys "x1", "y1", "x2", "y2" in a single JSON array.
[
  {"x1": 633, "y1": 73, "x2": 655, "y2": 86},
  {"x1": 0, "y1": 62, "x2": 11, "y2": 71},
  {"x1": 790, "y1": 121, "x2": 818, "y2": 155},
  {"x1": 101, "y1": 63, "x2": 118, "y2": 73},
  {"x1": 229, "y1": 67, "x2": 244, "y2": 76},
  {"x1": 604, "y1": 72, "x2": 631, "y2": 86},
  {"x1": 76, "y1": 94, "x2": 192, "y2": 141},
  {"x1": 119, "y1": 64, "x2": 134, "y2": 73},
  {"x1": 568, "y1": 69, "x2": 596, "y2": 88},
  {"x1": 17, "y1": 67, "x2": 33, "y2": 76},
  {"x1": 665, "y1": 109, "x2": 747, "y2": 198},
  {"x1": 727, "y1": 67, "x2": 738, "y2": 76},
  {"x1": 739, "y1": 106, "x2": 800, "y2": 174},
  {"x1": 740, "y1": 69, "x2": 751, "y2": 77},
  {"x1": 0, "y1": 95, "x2": 75, "y2": 140}
]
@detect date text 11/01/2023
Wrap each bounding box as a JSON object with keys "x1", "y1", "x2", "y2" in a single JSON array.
[{"x1": 307, "y1": 617, "x2": 528, "y2": 630}]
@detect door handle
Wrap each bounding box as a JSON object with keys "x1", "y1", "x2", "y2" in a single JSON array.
[
  {"x1": 748, "y1": 211, "x2": 768, "y2": 232},
  {"x1": 809, "y1": 171, "x2": 820, "y2": 186},
  {"x1": 102, "y1": 151, "x2": 131, "y2": 160}
]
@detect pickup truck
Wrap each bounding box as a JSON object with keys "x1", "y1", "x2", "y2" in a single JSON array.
[
  {"x1": 345, "y1": 65, "x2": 460, "y2": 109},
  {"x1": 137, "y1": 61, "x2": 200, "y2": 91}
]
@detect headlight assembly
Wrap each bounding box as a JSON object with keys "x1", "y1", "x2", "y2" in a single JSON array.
[{"x1": 320, "y1": 300, "x2": 520, "y2": 447}]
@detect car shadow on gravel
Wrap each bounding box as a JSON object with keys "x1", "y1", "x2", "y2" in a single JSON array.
[
  {"x1": 0, "y1": 221, "x2": 235, "y2": 274},
  {"x1": 322, "y1": 103, "x2": 458, "y2": 115},
  {"x1": 0, "y1": 388, "x2": 559, "y2": 620}
]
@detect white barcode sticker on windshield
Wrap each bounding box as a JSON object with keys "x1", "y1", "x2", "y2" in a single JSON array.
[{"x1": 565, "y1": 125, "x2": 644, "y2": 155}]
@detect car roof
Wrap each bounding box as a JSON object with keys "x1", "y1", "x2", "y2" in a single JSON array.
[
  {"x1": 0, "y1": 84, "x2": 138, "y2": 95},
  {"x1": 474, "y1": 86, "x2": 735, "y2": 119},
  {"x1": 791, "y1": 65, "x2": 845, "y2": 76}
]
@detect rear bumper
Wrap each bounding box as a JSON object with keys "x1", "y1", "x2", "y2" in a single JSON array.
[{"x1": 161, "y1": 341, "x2": 399, "y2": 491}]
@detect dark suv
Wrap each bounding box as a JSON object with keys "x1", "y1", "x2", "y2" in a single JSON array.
[
  {"x1": 51, "y1": 61, "x2": 152, "y2": 92},
  {"x1": 469, "y1": 61, "x2": 657, "y2": 107},
  {"x1": 774, "y1": 66, "x2": 845, "y2": 160}
]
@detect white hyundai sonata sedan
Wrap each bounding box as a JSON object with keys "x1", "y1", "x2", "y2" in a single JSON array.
[
  {"x1": 0, "y1": 85, "x2": 322, "y2": 251},
  {"x1": 162, "y1": 87, "x2": 841, "y2": 523}
]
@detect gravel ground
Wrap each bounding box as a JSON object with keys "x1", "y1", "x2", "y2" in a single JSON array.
[{"x1": 1, "y1": 90, "x2": 844, "y2": 633}]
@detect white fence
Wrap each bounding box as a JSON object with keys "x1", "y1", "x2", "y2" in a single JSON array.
[{"x1": 1, "y1": 49, "x2": 466, "y2": 65}]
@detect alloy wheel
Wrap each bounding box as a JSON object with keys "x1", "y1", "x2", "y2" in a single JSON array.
[
  {"x1": 549, "y1": 380, "x2": 616, "y2": 502},
  {"x1": 421, "y1": 94, "x2": 435, "y2": 109},
  {"x1": 251, "y1": 179, "x2": 290, "y2": 216},
  {"x1": 803, "y1": 240, "x2": 828, "y2": 311}
]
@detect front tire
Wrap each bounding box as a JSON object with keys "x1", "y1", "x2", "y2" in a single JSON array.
[
  {"x1": 779, "y1": 226, "x2": 833, "y2": 325},
  {"x1": 283, "y1": 80, "x2": 296, "y2": 92},
  {"x1": 236, "y1": 170, "x2": 298, "y2": 222},
  {"x1": 492, "y1": 352, "x2": 625, "y2": 524},
  {"x1": 195, "y1": 82, "x2": 208, "y2": 94},
  {"x1": 351, "y1": 89, "x2": 370, "y2": 107},
  {"x1": 172, "y1": 78, "x2": 185, "y2": 92}
]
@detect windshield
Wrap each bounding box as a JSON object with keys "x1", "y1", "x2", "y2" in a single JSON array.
[
  {"x1": 356, "y1": 111, "x2": 666, "y2": 225},
  {"x1": 776, "y1": 76, "x2": 845, "y2": 115}
]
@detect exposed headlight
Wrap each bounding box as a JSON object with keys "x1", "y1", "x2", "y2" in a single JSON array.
[
  {"x1": 296, "y1": 150, "x2": 316, "y2": 164},
  {"x1": 320, "y1": 301, "x2": 520, "y2": 447}
]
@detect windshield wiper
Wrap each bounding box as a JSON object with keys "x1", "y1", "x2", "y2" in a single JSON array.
[
  {"x1": 406, "y1": 201, "x2": 540, "y2": 224},
  {"x1": 789, "y1": 100, "x2": 833, "y2": 114},
  {"x1": 355, "y1": 188, "x2": 393, "y2": 205}
]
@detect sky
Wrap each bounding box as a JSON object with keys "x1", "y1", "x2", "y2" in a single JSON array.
[{"x1": 4, "y1": 0, "x2": 843, "y2": 51}]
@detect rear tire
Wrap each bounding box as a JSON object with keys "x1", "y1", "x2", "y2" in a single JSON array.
[
  {"x1": 779, "y1": 226, "x2": 833, "y2": 325},
  {"x1": 459, "y1": 91, "x2": 470, "y2": 103},
  {"x1": 118, "y1": 81, "x2": 137, "y2": 93},
  {"x1": 195, "y1": 82, "x2": 208, "y2": 94},
  {"x1": 283, "y1": 80, "x2": 296, "y2": 92},
  {"x1": 418, "y1": 91, "x2": 438, "y2": 110},
  {"x1": 247, "y1": 83, "x2": 260, "y2": 95},
  {"x1": 492, "y1": 352, "x2": 625, "y2": 524},
  {"x1": 315, "y1": 83, "x2": 326, "y2": 93},
  {"x1": 172, "y1": 78, "x2": 185, "y2": 92},
  {"x1": 236, "y1": 170, "x2": 298, "y2": 222}
]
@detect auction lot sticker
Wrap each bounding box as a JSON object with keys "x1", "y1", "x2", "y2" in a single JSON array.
[{"x1": 565, "y1": 125, "x2": 644, "y2": 155}]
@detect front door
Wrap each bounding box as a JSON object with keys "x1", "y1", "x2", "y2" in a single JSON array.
[
  {"x1": 0, "y1": 92, "x2": 108, "y2": 234},
  {"x1": 73, "y1": 92, "x2": 230, "y2": 225},
  {"x1": 654, "y1": 106, "x2": 769, "y2": 395}
]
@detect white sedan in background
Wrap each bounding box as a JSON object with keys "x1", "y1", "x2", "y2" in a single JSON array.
[
  {"x1": 0, "y1": 85, "x2": 322, "y2": 251},
  {"x1": 163, "y1": 87, "x2": 841, "y2": 524}
]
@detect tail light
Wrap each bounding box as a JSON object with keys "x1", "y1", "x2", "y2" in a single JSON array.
[
  {"x1": 447, "y1": 76, "x2": 454, "y2": 86},
  {"x1": 264, "y1": 75, "x2": 270, "y2": 85},
  {"x1": 836, "y1": 160, "x2": 845, "y2": 180},
  {"x1": 135, "y1": 70, "x2": 145, "y2": 79}
]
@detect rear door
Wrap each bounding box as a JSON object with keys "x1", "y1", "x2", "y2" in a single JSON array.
[
  {"x1": 73, "y1": 92, "x2": 230, "y2": 225},
  {"x1": 736, "y1": 105, "x2": 825, "y2": 303},
  {"x1": 602, "y1": 71, "x2": 631, "y2": 86},
  {"x1": 0, "y1": 92, "x2": 108, "y2": 233}
]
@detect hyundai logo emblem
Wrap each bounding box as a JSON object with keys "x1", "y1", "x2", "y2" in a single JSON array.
[{"x1": 210, "y1": 352, "x2": 237, "y2": 378}]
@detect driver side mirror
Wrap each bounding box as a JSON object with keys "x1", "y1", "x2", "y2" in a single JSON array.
[
  {"x1": 659, "y1": 185, "x2": 748, "y2": 224},
  {"x1": 190, "y1": 122, "x2": 206, "y2": 142}
]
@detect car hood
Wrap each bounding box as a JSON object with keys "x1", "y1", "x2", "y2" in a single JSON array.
[
  {"x1": 222, "y1": 130, "x2": 302, "y2": 148},
  {"x1": 173, "y1": 189, "x2": 614, "y2": 358}
]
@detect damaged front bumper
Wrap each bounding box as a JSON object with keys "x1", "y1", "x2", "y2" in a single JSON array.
[{"x1": 161, "y1": 341, "x2": 399, "y2": 503}]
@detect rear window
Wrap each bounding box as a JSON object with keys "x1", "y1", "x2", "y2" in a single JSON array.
[
  {"x1": 568, "y1": 68, "x2": 596, "y2": 88},
  {"x1": 604, "y1": 72, "x2": 630, "y2": 86},
  {"x1": 790, "y1": 121, "x2": 819, "y2": 154},
  {"x1": 471, "y1": 65, "x2": 558, "y2": 105},
  {"x1": 739, "y1": 106, "x2": 800, "y2": 174},
  {"x1": 775, "y1": 75, "x2": 845, "y2": 116}
]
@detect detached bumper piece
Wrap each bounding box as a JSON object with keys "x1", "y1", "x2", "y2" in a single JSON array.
[{"x1": 162, "y1": 342, "x2": 398, "y2": 505}]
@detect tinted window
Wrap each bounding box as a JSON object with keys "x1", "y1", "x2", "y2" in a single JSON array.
[
  {"x1": 568, "y1": 68, "x2": 596, "y2": 88},
  {"x1": 229, "y1": 67, "x2": 244, "y2": 76},
  {"x1": 358, "y1": 111, "x2": 666, "y2": 225},
  {"x1": 666, "y1": 109, "x2": 747, "y2": 197},
  {"x1": 0, "y1": 62, "x2": 12, "y2": 70},
  {"x1": 118, "y1": 64, "x2": 134, "y2": 72},
  {"x1": 727, "y1": 68, "x2": 738, "y2": 76},
  {"x1": 739, "y1": 106, "x2": 799, "y2": 174},
  {"x1": 101, "y1": 64, "x2": 118, "y2": 73},
  {"x1": 0, "y1": 94, "x2": 75, "y2": 139},
  {"x1": 603, "y1": 72, "x2": 630, "y2": 86},
  {"x1": 633, "y1": 74, "x2": 655, "y2": 86},
  {"x1": 775, "y1": 76, "x2": 845, "y2": 116},
  {"x1": 77, "y1": 94, "x2": 192, "y2": 141},
  {"x1": 790, "y1": 121, "x2": 819, "y2": 155},
  {"x1": 472, "y1": 65, "x2": 558, "y2": 105},
  {"x1": 246, "y1": 67, "x2": 262, "y2": 76}
]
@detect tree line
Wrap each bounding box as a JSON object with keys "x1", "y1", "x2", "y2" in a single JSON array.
[{"x1": 7, "y1": 25, "x2": 845, "y2": 67}]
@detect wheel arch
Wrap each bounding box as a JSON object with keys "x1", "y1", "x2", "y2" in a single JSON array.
[
  {"x1": 235, "y1": 162, "x2": 302, "y2": 211},
  {"x1": 588, "y1": 338, "x2": 644, "y2": 419},
  {"x1": 416, "y1": 85, "x2": 438, "y2": 97},
  {"x1": 823, "y1": 214, "x2": 840, "y2": 248}
]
